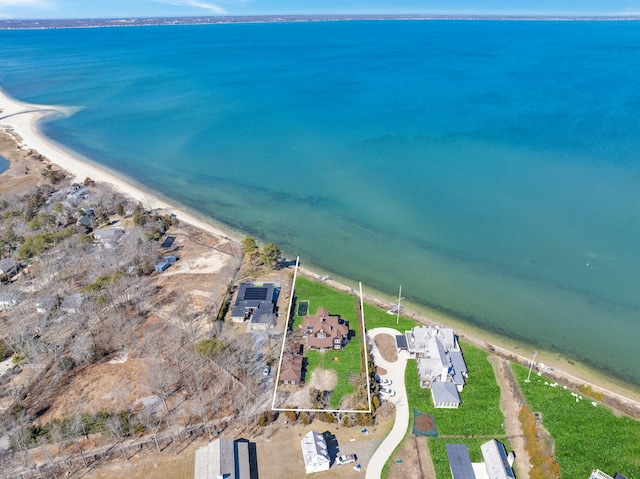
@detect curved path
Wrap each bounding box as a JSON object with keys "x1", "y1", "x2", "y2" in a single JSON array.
[{"x1": 366, "y1": 327, "x2": 410, "y2": 479}]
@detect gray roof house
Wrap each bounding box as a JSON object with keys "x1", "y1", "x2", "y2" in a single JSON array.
[
  {"x1": 432, "y1": 381, "x2": 461, "y2": 409},
  {"x1": 194, "y1": 438, "x2": 256, "y2": 479},
  {"x1": 93, "y1": 228, "x2": 125, "y2": 246},
  {"x1": 230, "y1": 282, "x2": 276, "y2": 327}
]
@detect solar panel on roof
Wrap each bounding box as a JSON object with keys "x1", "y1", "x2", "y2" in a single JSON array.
[{"x1": 243, "y1": 287, "x2": 269, "y2": 300}]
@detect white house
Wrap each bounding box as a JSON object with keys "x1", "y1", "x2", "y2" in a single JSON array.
[
  {"x1": 404, "y1": 325, "x2": 468, "y2": 407},
  {"x1": 300, "y1": 430, "x2": 330, "y2": 474}
]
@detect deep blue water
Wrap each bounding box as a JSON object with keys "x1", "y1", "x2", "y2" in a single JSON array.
[{"x1": 1, "y1": 21, "x2": 640, "y2": 385}]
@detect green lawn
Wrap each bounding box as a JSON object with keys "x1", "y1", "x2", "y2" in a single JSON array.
[
  {"x1": 405, "y1": 341, "x2": 504, "y2": 436},
  {"x1": 512, "y1": 363, "x2": 640, "y2": 479},
  {"x1": 403, "y1": 341, "x2": 506, "y2": 479},
  {"x1": 294, "y1": 277, "x2": 366, "y2": 408}
]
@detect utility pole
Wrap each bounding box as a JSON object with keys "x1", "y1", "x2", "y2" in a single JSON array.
[
  {"x1": 396, "y1": 286, "x2": 404, "y2": 325},
  {"x1": 525, "y1": 351, "x2": 538, "y2": 383}
]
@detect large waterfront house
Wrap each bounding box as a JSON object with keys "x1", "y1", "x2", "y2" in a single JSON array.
[
  {"x1": 301, "y1": 307, "x2": 349, "y2": 350},
  {"x1": 400, "y1": 325, "x2": 468, "y2": 408}
]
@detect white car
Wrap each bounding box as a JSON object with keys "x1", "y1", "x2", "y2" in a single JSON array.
[
  {"x1": 380, "y1": 387, "x2": 396, "y2": 397},
  {"x1": 336, "y1": 454, "x2": 357, "y2": 465},
  {"x1": 377, "y1": 377, "x2": 392, "y2": 386}
]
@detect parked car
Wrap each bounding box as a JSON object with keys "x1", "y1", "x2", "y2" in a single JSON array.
[
  {"x1": 336, "y1": 454, "x2": 357, "y2": 465},
  {"x1": 262, "y1": 365, "x2": 271, "y2": 376},
  {"x1": 380, "y1": 387, "x2": 396, "y2": 397},
  {"x1": 377, "y1": 377, "x2": 392, "y2": 386}
]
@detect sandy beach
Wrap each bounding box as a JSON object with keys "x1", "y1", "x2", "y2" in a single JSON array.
[
  {"x1": 0, "y1": 89, "x2": 239, "y2": 244},
  {"x1": 2, "y1": 87, "x2": 640, "y2": 414}
]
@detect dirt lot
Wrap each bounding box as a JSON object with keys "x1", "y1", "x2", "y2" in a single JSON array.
[
  {"x1": 386, "y1": 435, "x2": 435, "y2": 479},
  {"x1": 82, "y1": 412, "x2": 395, "y2": 479},
  {"x1": 374, "y1": 334, "x2": 398, "y2": 363}
]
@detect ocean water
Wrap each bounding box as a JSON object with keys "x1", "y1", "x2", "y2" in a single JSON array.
[{"x1": 1, "y1": 21, "x2": 640, "y2": 385}]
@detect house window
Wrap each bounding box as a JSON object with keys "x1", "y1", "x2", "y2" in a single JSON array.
[{"x1": 317, "y1": 333, "x2": 326, "y2": 339}]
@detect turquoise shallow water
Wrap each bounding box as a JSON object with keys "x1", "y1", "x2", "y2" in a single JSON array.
[{"x1": 1, "y1": 20, "x2": 640, "y2": 385}]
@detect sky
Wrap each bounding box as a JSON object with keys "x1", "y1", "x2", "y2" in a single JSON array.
[{"x1": 1, "y1": 0, "x2": 640, "y2": 19}]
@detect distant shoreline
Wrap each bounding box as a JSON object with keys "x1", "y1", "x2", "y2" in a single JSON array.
[
  {"x1": 1, "y1": 14, "x2": 640, "y2": 31},
  {"x1": 2, "y1": 87, "x2": 640, "y2": 415}
]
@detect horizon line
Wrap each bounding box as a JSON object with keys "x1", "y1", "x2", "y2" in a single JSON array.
[{"x1": 1, "y1": 13, "x2": 640, "y2": 25}]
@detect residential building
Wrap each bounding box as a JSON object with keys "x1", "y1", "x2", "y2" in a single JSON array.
[
  {"x1": 403, "y1": 325, "x2": 468, "y2": 407},
  {"x1": 432, "y1": 381, "x2": 461, "y2": 409},
  {"x1": 480, "y1": 439, "x2": 515, "y2": 479},
  {"x1": 589, "y1": 470, "x2": 628, "y2": 479},
  {"x1": 93, "y1": 228, "x2": 125, "y2": 246},
  {"x1": 154, "y1": 261, "x2": 170, "y2": 273},
  {"x1": 279, "y1": 353, "x2": 304, "y2": 385},
  {"x1": 446, "y1": 440, "x2": 515, "y2": 479},
  {"x1": 194, "y1": 438, "x2": 256, "y2": 479},
  {"x1": 300, "y1": 430, "x2": 330, "y2": 474},
  {"x1": 446, "y1": 443, "x2": 476, "y2": 479},
  {"x1": 230, "y1": 282, "x2": 276, "y2": 327},
  {"x1": 302, "y1": 308, "x2": 349, "y2": 350}
]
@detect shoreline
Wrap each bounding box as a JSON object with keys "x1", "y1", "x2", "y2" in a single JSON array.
[
  {"x1": 2, "y1": 87, "x2": 640, "y2": 414},
  {"x1": 0, "y1": 89, "x2": 240, "y2": 245}
]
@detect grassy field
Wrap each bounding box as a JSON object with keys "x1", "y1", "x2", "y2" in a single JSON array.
[
  {"x1": 294, "y1": 277, "x2": 366, "y2": 408},
  {"x1": 405, "y1": 341, "x2": 504, "y2": 436},
  {"x1": 512, "y1": 363, "x2": 640, "y2": 479}
]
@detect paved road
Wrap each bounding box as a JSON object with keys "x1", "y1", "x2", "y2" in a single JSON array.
[{"x1": 366, "y1": 327, "x2": 410, "y2": 479}]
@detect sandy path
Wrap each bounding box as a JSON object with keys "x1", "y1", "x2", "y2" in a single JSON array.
[
  {"x1": 366, "y1": 327, "x2": 410, "y2": 479},
  {"x1": 489, "y1": 355, "x2": 531, "y2": 478}
]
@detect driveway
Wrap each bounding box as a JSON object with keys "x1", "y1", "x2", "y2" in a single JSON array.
[{"x1": 366, "y1": 327, "x2": 410, "y2": 479}]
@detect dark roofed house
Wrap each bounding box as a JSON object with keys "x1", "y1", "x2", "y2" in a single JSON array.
[
  {"x1": 446, "y1": 443, "x2": 476, "y2": 479},
  {"x1": 230, "y1": 282, "x2": 276, "y2": 328},
  {"x1": 302, "y1": 308, "x2": 349, "y2": 350},
  {"x1": 279, "y1": 353, "x2": 304, "y2": 385}
]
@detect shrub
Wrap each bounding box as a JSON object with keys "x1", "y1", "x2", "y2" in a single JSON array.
[{"x1": 12, "y1": 352, "x2": 25, "y2": 365}]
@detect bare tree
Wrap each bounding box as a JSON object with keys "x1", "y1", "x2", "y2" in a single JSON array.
[
  {"x1": 146, "y1": 362, "x2": 178, "y2": 413},
  {"x1": 104, "y1": 414, "x2": 128, "y2": 461},
  {"x1": 137, "y1": 409, "x2": 164, "y2": 452}
]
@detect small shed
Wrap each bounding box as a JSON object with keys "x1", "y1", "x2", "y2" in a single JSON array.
[{"x1": 154, "y1": 261, "x2": 170, "y2": 273}]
